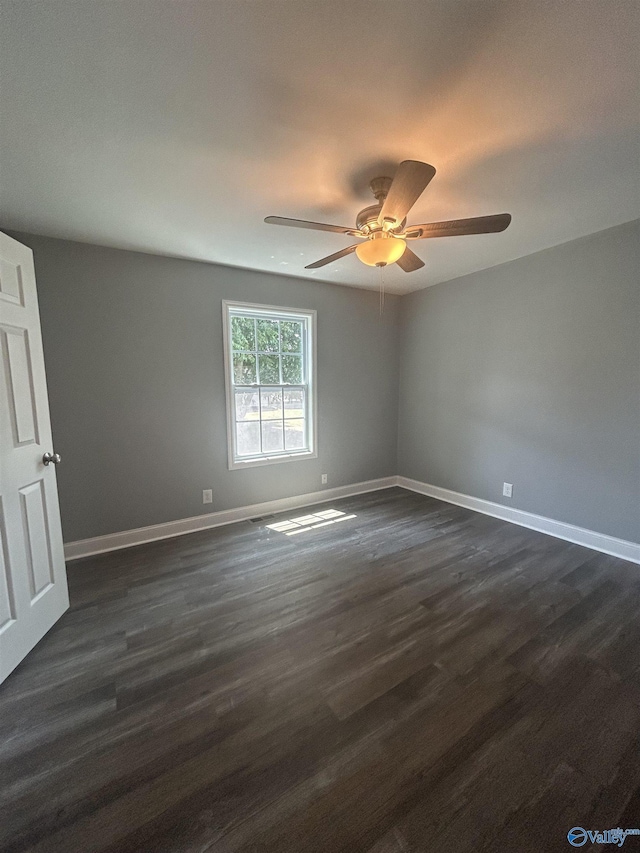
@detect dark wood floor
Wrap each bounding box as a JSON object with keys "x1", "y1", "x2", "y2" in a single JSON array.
[{"x1": 2, "y1": 488, "x2": 640, "y2": 853}]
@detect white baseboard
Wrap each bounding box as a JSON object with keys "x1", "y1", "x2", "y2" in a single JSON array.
[
  {"x1": 65, "y1": 474, "x2": 640, "y2": 566},
  {"x1": 397, "y1": 476, "x2": 640, "y2": 565},
  {"x1": 63, "y1": 477, "x2": 397, "y2": 561}
]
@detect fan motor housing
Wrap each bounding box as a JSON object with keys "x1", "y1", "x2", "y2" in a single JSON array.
[
  {"x1": 356, "y1": 204, "x2": 382, "y2": 233},
  {"x1": 356, "y1": 204, "x2": 406, "y2": 235},
  {"x1": 356, "y1": 176, "x2": 408, "y2": 234}
]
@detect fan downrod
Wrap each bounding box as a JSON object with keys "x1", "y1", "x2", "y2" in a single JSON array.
[{"x1": 369, "y1": 176, "x2": 392, "y2": 202}]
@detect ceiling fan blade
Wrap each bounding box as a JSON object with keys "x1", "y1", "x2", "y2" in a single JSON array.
[
  {"x1": 378, "y1": 161, "x2": 436, "y2": 227},
  {"x1": 405, "y1": 213, "x2": 512, "y2": 239},
  {"x1": 396, "y1": 246, "x2": 425, "y2": 272},
  {"x1": 304, "y1": 244, "x2": 359, "y2": 269},
  {"x1": 265, "y1": 216, "x2": 360, "y2": 235}
]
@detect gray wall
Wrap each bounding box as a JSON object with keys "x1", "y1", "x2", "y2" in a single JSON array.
[
  {"x1": 11, "y1": 234, "x2": 400, "y2": 542},
  {"x1": 398, "y1": 220, "x2": 640, "y2": 543},
  {"x1": 10, "y1": 221, "x2": 640, "y2": 546}
]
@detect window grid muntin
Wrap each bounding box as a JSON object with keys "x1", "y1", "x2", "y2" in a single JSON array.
[
  {"x1": 231, "y1": 316, "x2": 305, "y2": 387},
  {"x1": 233, "y1": 385, "x2": 307, "y2": 457},
  {"x1": 229, "y1": 307, "x2": 311, "y2": 462}
]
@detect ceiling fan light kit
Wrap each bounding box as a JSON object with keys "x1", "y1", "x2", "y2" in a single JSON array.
[
  {"x1": 355, "y1": 232, "x2": 406, "y2": 267},
  {"x1": 265, "y1": 160, "x2": 512, "y2": 274}
]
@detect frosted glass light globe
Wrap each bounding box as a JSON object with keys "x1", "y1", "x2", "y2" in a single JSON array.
[{"x1": 356, "y1": 233, "x2": 406, "y2": 267}]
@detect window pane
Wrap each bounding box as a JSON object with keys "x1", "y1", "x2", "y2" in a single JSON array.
[
  {"x1": 281, "y1": 320, "x2": 302, "y2": 352},
  {"x1": 284, "y1": 388, "x2": 304, "y2": 417},
  {"x1": 258, "y1": 354, "x2": 280, "y2": 384},
  {"x1": 233, "y1": 353, "x2": 256, "y2": 385},
  {"x1": 235, "y1": 390, "x2": 259, "y2": 421},
  {"x1": 236, "y1": 422, "x2": 260, "y2": 456},
  {"x1": 226, "y1": 306, "x2": 313, "y2": 465},
  {"x1": 231, "y1": 316, "x2": 255, "y2": 352},
  {"x1": 261, "y1": 420, "x2": 284, "y2": 453},
  {"x1": 282, "y1": 354, "x2": 302, "y2": 384},
  {"x1": 260, "y1": 388, "x2": 283, "y2": 420},
  {"x1": 285, "y1": 419, "x2": 305, "y2": 450},
  {"x1": 256, "y1": 318, "x2": 279, "y2": 352}
]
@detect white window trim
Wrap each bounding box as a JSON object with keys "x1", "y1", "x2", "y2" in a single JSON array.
[{"x1": 222, "y1": 300, "x2": 318, "y2": 470}]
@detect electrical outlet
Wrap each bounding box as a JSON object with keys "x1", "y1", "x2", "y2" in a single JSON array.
[
  {"x1": 202, "y1": 489, "x2": 213, "y2": 504},
  {"x1": 503, "y1": 483, "x2": 513, "y2": 498},
  {"x1": 321, "y1": 474, "x2": 328, "y2": 485}
]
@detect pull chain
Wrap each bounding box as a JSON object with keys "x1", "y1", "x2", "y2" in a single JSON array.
[{"x1": 378, "y1": 264, "x2": 385, "y2": 316}]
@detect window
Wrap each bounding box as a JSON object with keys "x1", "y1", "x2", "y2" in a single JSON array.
[{"x1": 222, "y1": 301, "x2": 317, "y2": 468}]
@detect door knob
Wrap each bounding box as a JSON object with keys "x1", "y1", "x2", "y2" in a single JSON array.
[{"x1": 43, "y1": 452, "x2": 61, "y2": 466}]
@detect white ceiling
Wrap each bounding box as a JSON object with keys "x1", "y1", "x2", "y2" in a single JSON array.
[{"x1": 1, "y1": 1, "x2": 639, "y2": 294}]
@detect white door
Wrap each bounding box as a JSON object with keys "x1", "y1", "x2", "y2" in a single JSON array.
[{"x1": 0, "y1": 231, "x2": 69, "y2": 684}]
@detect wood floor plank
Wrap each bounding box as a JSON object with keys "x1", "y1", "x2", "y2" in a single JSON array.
[{"x1": 1, "y1": 487, "x2": 639, "y2": 853}]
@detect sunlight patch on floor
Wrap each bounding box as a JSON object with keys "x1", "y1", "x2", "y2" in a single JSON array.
[{"x1": 266, "y1": 508, "x2": 357, "y2": 536}]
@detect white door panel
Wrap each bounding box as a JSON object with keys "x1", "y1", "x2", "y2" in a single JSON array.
[
  {"x1": 0, "y1": 231, "x2": 69, "y2": 684},
  {"x1": 3, "y1": 325, "x2": 39, "y2": 445}
]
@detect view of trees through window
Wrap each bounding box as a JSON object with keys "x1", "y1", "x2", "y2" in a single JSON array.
[{"x1": 229, "y1": 312, "x2": 310, "y2": 459}]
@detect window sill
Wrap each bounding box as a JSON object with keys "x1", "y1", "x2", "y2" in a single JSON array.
[{"x1": 229, "y1": 449, "x2": 317, "y2": 471}]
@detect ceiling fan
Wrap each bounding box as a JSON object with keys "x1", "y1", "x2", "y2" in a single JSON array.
[{"x1": 265, "y1": 160, "x2": 511, "y2": 273}]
